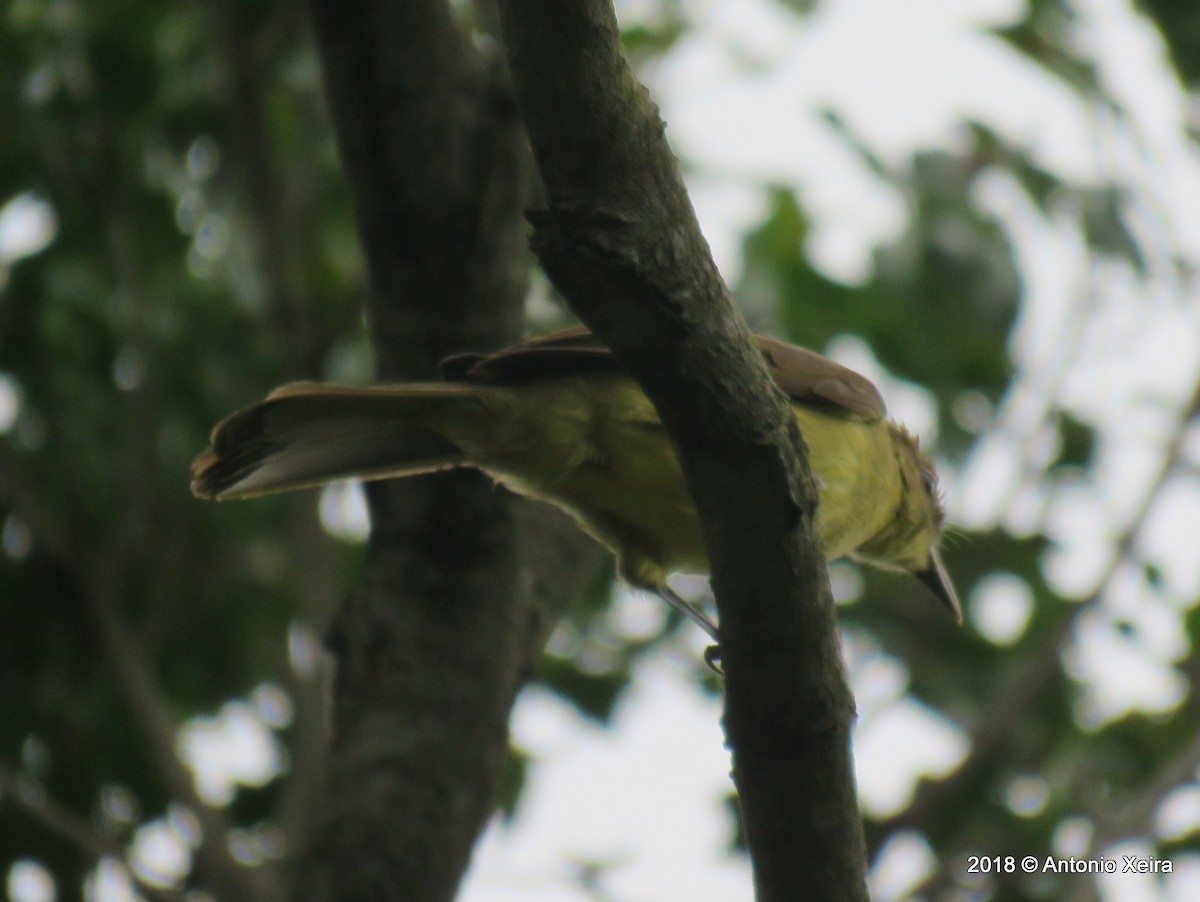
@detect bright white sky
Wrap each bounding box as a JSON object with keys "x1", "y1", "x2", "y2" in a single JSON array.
[{"x1": 6, "y1": 0, "x2": 1200, "y2": 900}]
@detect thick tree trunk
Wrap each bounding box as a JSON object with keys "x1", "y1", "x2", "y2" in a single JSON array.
[{"x1": 296, "y1": 2, "x2": 602, "y2": 899}]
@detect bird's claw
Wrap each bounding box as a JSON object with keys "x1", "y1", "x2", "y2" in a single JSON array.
[{"x1": 703, "y1": 644, "x2": 724, "y2": 675}]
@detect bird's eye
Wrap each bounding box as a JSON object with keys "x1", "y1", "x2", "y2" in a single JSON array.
[{"x1": 919, "y1": 468, "x2": 936, "y2": 497}]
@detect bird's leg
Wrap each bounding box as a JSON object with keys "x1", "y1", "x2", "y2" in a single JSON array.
[
  {"x1": 654, "y1": 584, "x2": 718, "y2": 639},
  {"x1": 653, "y1": 585, "x2": 723, "y2": 674}
]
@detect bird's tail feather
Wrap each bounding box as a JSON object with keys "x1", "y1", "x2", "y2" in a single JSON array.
[{"x1": 191, "y1": 382, "x2": 485, "y2": 500}]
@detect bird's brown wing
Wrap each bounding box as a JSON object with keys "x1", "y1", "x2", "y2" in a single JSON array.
[
  {"x1": 440, "y1": 326, "x2": 886, "y2": 422},
  {"x1": 755, "y1": 334, "x2": 885, "y2": 421},
  {"x1": 438, "y1": 325, "x2": 617, "y2": 382}
]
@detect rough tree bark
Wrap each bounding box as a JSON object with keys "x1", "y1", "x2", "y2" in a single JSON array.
[
  {"x1": 493, "y1": 0, "x2": 869, "y2": 899},
  {"x1": 298, "y1": 1, "x2": 603, "y2": 899},
  {"x1": 300, "y1": 0, "x2": 868, "y2": 898}
]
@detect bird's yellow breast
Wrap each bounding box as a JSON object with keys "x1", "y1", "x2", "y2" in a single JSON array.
[{"x1": 431, "y1": 374, "x2": 905, "y2": 587}]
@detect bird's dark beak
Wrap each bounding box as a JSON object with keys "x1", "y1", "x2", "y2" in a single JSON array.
[{"x1": 915, "y1": 547, "x2": 962, "y2": 624}]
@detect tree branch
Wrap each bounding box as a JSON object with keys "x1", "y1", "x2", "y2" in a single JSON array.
[{"x1": 494, "y1": 1, "x2": 867, "y2": 898}]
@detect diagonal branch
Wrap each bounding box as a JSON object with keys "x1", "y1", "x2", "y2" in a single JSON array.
[{"x1": 493, "y1": 1, "x2": 866, "y2": 898}]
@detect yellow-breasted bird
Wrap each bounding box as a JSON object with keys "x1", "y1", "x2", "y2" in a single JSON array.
[{"x1": 192, "y1": 327, "x2": 959, "y2": 640}]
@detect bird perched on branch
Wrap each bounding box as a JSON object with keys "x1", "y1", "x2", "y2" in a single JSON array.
[{"x1": 192, "y1": 326, "x2": 959, "y2": 644}]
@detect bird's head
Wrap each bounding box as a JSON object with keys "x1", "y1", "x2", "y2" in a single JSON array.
[{"x1": 854, "y1": 425, "x2": 961, "y2": 622}]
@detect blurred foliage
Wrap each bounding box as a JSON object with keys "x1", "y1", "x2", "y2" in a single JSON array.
[
  {"x1": 1138, "y1": 0, "x2": 1200, "y2": 86},
  {"x1": 994, "y1": 0, "x2": 1103, "y2": 92},
  {"x1": 1, "y1": 0, "x2": 364, "y2": 892},
  {"x1": 742, "y1": 158, "x2": 1020, "y2": 452},
  {"x1": 2, "y1": 0, "x2": 1200, "y2": 900}
]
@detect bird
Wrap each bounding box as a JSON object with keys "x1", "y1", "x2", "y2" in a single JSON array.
[{"x1": 191, "y1": 326, "x2": 959, "y2": 644}]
